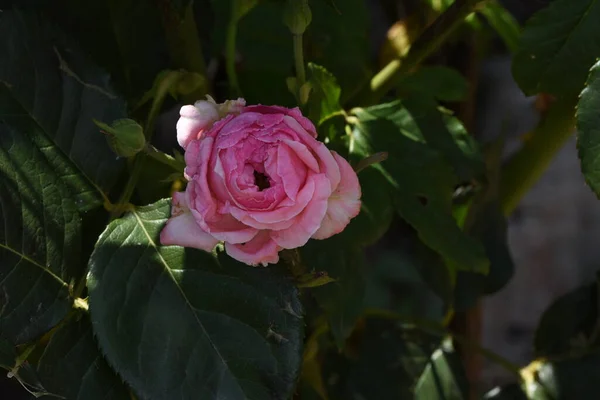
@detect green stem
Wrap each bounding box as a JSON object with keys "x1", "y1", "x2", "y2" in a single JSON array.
[
  {"x1": 110, "y1": 155, "x2": 146, "y2": 220},
  {"x1": 144, "y1": 144, "x2": 185, "y2": 172},
  {"x1": 226, "y1": 13, "x2": 241, "y2": 97},
  {"x1": 110, "y1": 72, "x2": 182, "y2": 220},
  {"x1": 293, "y1": 34, "x2": 306, "y2": 88},
  {"x1": 357, "y1": 0, "x2": 485, "y2": 106},
  {"x1": 499, "y1": 97, "x2": 576, "y2": 216}
]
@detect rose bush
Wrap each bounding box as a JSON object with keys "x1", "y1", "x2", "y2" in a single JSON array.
[{"x1": 160, "y1": 98, "x2": 362, "y2": 266}]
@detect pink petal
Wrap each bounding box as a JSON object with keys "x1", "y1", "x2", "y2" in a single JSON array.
[
  {"x1": 229, "y1": 174, "x2": 317, "y2": 229},
  {"x1": 282, "y1": 116, "x2": 340, "y2": 189},
  {"x1": 282, "y1": 140, "x2": 319, "y2": 173},
  {"x1": 186, "y1": 180, "x2": 259, "y2": 244},
  {"x1": 160, "y1": 211, "x2": 219, "y2": 252},
  {"x1": 270, "y1": 174, "x2": 331, "y2": 249},
  {"x1": 176, "y1": 103, "x2": 219, "y2": 150},
  {"x1": 312, "y1": 152, "x2": 362, "y2": 240},
  {"x1": 225, "y1": 231, "x2": 281, "y2": 266},
  {"x1": 242, "y1": 105, "x2": 317, "y2": 137},
  {"x1": 276, "y1": 143, "x2": 308, "y2": 201}
]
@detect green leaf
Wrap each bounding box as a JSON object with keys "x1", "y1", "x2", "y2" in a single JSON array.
[
  {"x1": 397, "y1": 66, "x2": 469, "y2": 102},
  {"x1": 341, "y1": 166, "x2": 394, "y2": 247},
  {"x1": 534, "y1": 276, "x2": 600, "y2": 358},
  {"x1": 0, "y1": 337, "x2": 47, "y2": 396},
  {"x1": 0, "y1": 111, "x2": 84, "y2": 345},
  {"x1": 37, "y1": 315, "x2": 130, "y2": 399},
  {"x1": 169, "y1": 0, "x2": 193, "y2": 17},
  {"x1": 0, "y1": 10, "x2": 127, "y2": 205},
  {"x1": 577, "y1": 60, "x2": 600, "y2": 198},
  {"x1": 402, "y1": 97, "x2": 484, "y2": 182},
  {"x1": 414, "y1": 339, "x2": 468, "y2": 400},
  {"x1": 323, "y1": 318, "x2": 443, "y2": 399},
  {"x1": 87, "y1": 199, "x2": 304, "y2": 400},
  {"x1": 307, "y1": 0, "x2": 370, "y2": 103},
  {"x1": 211, "y1": 0, "x2": 369, "y2": 105},
  {"x1": 211, "y1": 1, "x2": 294, "y2": 105},
  {"x1": 364, "y1": 250, "x2": 447, "y2": 324},
  {"x1": 301, "y1": 237, "x2": 366, "y2": 347},
  {"x1": 31, "y1": 0, "x2": 172, "y2": 101},
  {"x1": 512, "y1": 0, "x2": 600, "y2": 97},
  {"x1": 350, "y1": 102, "x2": 489, "y2": 274},
  {"x1": 306, "y1": 63, "x2": 342, "y2": 126},
  {"x1": 477, "y1": 0, "x2": 521, "y2": 54},
  {"x1": 453, "y1": 201, "x2": 514, "y2": 311}
]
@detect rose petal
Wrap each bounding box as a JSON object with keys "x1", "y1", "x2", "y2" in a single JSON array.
[
  {"x1": 160, "y1": 203, "x2": 219, "y2": 252},
  {"x1": 243, "y1": 105, "x2": 317, "y2": 137},
  {"x1": 187, "y1": 180, "x2": 259, "y2": 244},
  {"x1": 270, "y1": 174, "x2": 331, "y2": 249},
  {"x1": 282, "y1": 116, "x2": 340, "y2": 189},
  {"x1": 312, "y1": 152, "x2": 362, "y2": 239},
  {"x1": 276, "y1": 143, "x2": 307, "y2": 201},
  {"x1": 225, "y1": 231, "x2": 281, "y2": 266},
  {"x1": 229, "y1": 174, "x2": 317, "y2": 229},
  {"x1": 176, "y1": 103, "x2": 219, "y2": 150},
  {"x1": 282, "y1": 140, "x2": 320, "y2": 173}
]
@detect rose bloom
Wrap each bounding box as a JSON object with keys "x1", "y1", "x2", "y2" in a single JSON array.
[{"x1": 160, "y1": 97, "x2": 361, "y2": 266}]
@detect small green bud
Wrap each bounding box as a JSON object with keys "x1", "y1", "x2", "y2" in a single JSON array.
[
  {"x1": 94, "y1": 118, "x2": 146, "y2": 158},
  {"x1": 283, "y1": 0, "x2": 312, "y2": 35}
]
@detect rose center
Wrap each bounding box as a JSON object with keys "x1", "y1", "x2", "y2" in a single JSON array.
[{"x1": 253, "y1": 170, "x2": 270, "y2": 191}]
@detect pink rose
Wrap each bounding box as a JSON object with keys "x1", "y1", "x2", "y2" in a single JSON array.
[{"x1": 160, "y1": 100, "x2": 361, "y2": 266}]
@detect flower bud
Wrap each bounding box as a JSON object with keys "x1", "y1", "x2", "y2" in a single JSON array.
[
  {"x1": 94, "y1": 119, "x2": 146, "y2": 158},
  {"x1": 283, "y1": 0, "x2": 312, "y2": 35}
]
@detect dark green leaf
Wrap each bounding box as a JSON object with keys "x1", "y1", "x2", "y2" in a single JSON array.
[
  {"x1": 534, "y1": 276, "x2": 599, "y2": 358},
  {"x1": 307, "y1": 0, "x2": 370, "y2": 103},
  {"x1": 577, "y1": 60, "x2": 600, "y2": 198},
  {"x1": 212, "y1": 1, "x2": 295, "y2": 105},
  {"x1": 397, "y1": 66, "x2": 469, "y2": 102},
  {"x1": 350, "y1": 102, "x2": 489, "y2": 274},
  {"x1": 305, "y1": 63, "x2": 342, "y2": 126},
  {"x1": 453, "y1": 201, "x2": 514, "y2": 311},
  {"x1": 364, "y1": 250, "x2": 447, "y2": 323},
  {"x1": 211, "y1": 0, "x2": 369, "y2": 105},
  {"x1": 37, "y1": 315, "x2": 130, "y2": 399},
  {"x1": 323, "y1": 318, "x2": 442, "y2": 399},
  {"x1": 87, "y1": 199, "x2": 304, "y2": 400},
  {"x1": 0, "y1": 337, "x2": 48, "y2": 397},
  {"x1": 0, "y1": 10, "x2": 126, "y2": 205},
  {"x1": 169, "y1": 0, "x2": 193, "y2": 17},
  {"x1": 301, "y1": 237, "x2": 366, "y2": 347},
  {"x1": 37, "y1": 0, "x2": 170, "y2": 101},
  {"x1": 414, "y1": 339, "x2": 468, "y2": 400},
  {"x1": 341, "y1": 167, "x2": 394, "y2": 247},
  {"x1": 478, "y1": 0, "x2": 521, "y2": 54},
  {"x1": 0, "y1": 338, "x2": 13, "y2": 369},
  {"x1": 402, "y1": 97, "x2": 484, "y2": 182},
  {"x1": 0, "y1": 109, "x2": 83, "y2": 344},
  {"x1": 512, "y1": 0, "x2": 600, "y2": 97}
]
